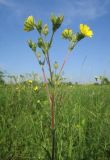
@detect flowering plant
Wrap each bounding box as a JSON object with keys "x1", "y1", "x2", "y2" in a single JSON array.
[{"x1": 24, "y1": 14, "x2": 93, "y2": 159}]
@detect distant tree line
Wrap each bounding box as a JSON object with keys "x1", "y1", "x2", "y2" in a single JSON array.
[{"x1": 95, "y1": 76, "x2": 110, "y2": 85}]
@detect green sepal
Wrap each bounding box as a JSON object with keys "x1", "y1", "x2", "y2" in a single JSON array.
[
  {"x1": 35, "y1": 20, "x2": 42, "y2": 34},
  {"x1": 76, "y1": 32, "x2": 85, "y2": 41},
  {"x1": 37, "y1": 37, "x2": 44, "y2": 48},
  {"x1": 51, "y1": 15, "x2": 64, "y2": 32},
  {"x1": 27, "y1": 40, "x2": 37, "y2": 52}
]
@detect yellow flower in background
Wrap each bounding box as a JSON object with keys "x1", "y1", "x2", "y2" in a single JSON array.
[
  {"x1": 34, "y1": 86, "x2": 38, "y2": 91},
  {"x1": 16, "y1": 87, "x2": 19, "y2": 90},
  {"x1": 37, "y1": 100, "x2": 40, "y2": 103},
  {"x1": 28, "y1": 80, "x2": 33, "y2": 84},
  {"x1": 80, "y1": 24, "x2": 93, "y2": 38}
]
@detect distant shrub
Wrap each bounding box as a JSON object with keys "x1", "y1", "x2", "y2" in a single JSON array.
[{"x1": 94, "y1": 76, "x2": 110, "y2": 85}]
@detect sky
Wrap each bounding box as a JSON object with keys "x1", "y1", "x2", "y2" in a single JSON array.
[{"x1": 0, "y1": 0, "x2": 110, "y2": 83}]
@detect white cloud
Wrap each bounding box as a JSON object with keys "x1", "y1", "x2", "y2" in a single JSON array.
[
  {"x1": 0, "y1": 0, "x2": 13, "y2": 7},
  {"x1": 59, "y1": 0, "x2": 110, "y2": 22},
  {"x1": 1, "y1": 0, "x2": 110, "y2": 23}
]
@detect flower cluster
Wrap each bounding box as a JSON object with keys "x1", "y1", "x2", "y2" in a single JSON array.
[
  {"x1": 24, "y1": 15, "x2": 93, "y2": 160},
  {"x1": 24, "y1": 15, "x2": 93, "y2": 86},
  {"x1": 62, "y1": 24, "x2": 93, "y2": 50}
]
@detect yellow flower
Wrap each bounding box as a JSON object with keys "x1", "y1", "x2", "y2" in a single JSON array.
[
  {"x1": 24, "y1": 16, "x2": 35, "y2": 32},
  {"x1": 34, "y1": 86, "x2": 38, "y2": 91},
  {"x1": 28, "y1": 80, "x2": 33, "y2": 84},
  {"x1": 80, "y1": 24, "x2": 93, "y2": 38}
]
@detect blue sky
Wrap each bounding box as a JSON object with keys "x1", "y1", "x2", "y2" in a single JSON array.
[{"x1": 0, "y1": 0, "x2": 110, "y2": 83}]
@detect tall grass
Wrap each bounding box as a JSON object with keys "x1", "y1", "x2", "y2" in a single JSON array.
[{"x1": 0, "y1": 83, "x2": 110, "y2": 160}]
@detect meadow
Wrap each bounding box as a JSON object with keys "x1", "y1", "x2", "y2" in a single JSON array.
[{"x1": 0, "y1": 82, "x2": 110, "y2": 160}]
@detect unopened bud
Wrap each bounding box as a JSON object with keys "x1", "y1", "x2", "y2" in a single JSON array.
[
  {"x1": 42, "y1": 24, "x2": 48, "y2": 36},
  {"x1": 62, "y1": 29, "x2": 73, "y2": 40},
  {"x1": 24, "y1": 16, "x2": 35, "y2": 32}
]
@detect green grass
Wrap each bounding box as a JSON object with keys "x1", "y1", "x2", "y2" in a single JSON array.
[{"x1": 0, "y1": 83, "x2": 110, "y2": 160}]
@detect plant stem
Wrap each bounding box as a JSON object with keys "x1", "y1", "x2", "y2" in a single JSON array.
[
  {"x1": 49, "y1": 32, "x2": 54, "y2": 48},
  {"x1": 41, "y1": 66, "x2": 51, "y2": 102},
  {"x1": 42, "y1": 65, "x2": 55, "y2": 160},
  {"x1": 58, "y1": 50, "x2": 71, "y2": 77},
  {"x1": 34, "y1": 52, "x2": 51, "y2": 102},
  {"x1": 51, "y1": 129, "x2": 55, "y2": 160},
  {"x1": 46, "y1": 31, "x2": 55, "y2": 83},
  {"x1": 41, "y1": 60, "x2": 55, "y2": 160},
  {"x1": 46, "y1": 52, "x2": 53, "y2": 82}
]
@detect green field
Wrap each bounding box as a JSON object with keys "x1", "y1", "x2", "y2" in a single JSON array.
[{"x1": 0, "y1": 83, "x2": 110, "y2": 160}]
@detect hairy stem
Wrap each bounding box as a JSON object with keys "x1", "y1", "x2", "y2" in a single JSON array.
[
  {"x1": 58, "y1": 50, "x2": 71, "y2": 77},
  {"x1": 41, "y1": 66, "x2": 51, "y2": 102},
  {"x1": 34, "y1": 52, "x2": 51, "y2": 102},
  {"x1": 46, "y1": 52, "x2": 53, "y2": 82},
  {"x1": 49, "y1": 32, "x2": 54, "y2": 48}
]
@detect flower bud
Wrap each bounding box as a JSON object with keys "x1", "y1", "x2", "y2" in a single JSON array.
[
  {"x1": 35, "y1": 20, "x2": 42, "y2": 34},
  {"x1": 44, "y1": 42, "x2": 49, "y2": 53},
  {"x1": 42, "y1": 24, "x2": 48, "y2": 36},
  {"x1": 62, "y1": 29, "x2": 73, "y2": 40},
  {"x1": 71, "y1": 34, "x2": 77, "y2": 42},
  {"x1": 37, "y1": 37, "x2": 44, "y2": 48},
  {"x1": 51, "y1": 15, "x2": 64, "y2": 32},
  {"x1": 24, "y1": 16, "x2": 35, "y2": 32},
  {"x1": 27, "y1": 40, "x2": 37, "y2": 52}
]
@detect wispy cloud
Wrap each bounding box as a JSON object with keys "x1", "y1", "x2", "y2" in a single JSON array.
[
  {"x1": 0, "y1": 0, "x2": 14, "y2": 7},
  {"x1": 1, "y1": 0, "x2": 110, "y2": 23},
  {"x1": 58, "y1": 0, "x2": 110, "y2": 22}
]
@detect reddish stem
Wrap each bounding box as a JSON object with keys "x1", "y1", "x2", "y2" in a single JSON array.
[
  {"x1": 41, "y1": 66, "x2": 51, "y2": 102},
  {"x1": 58, "y1": 51, "x2": 71, "y2": 77}
]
